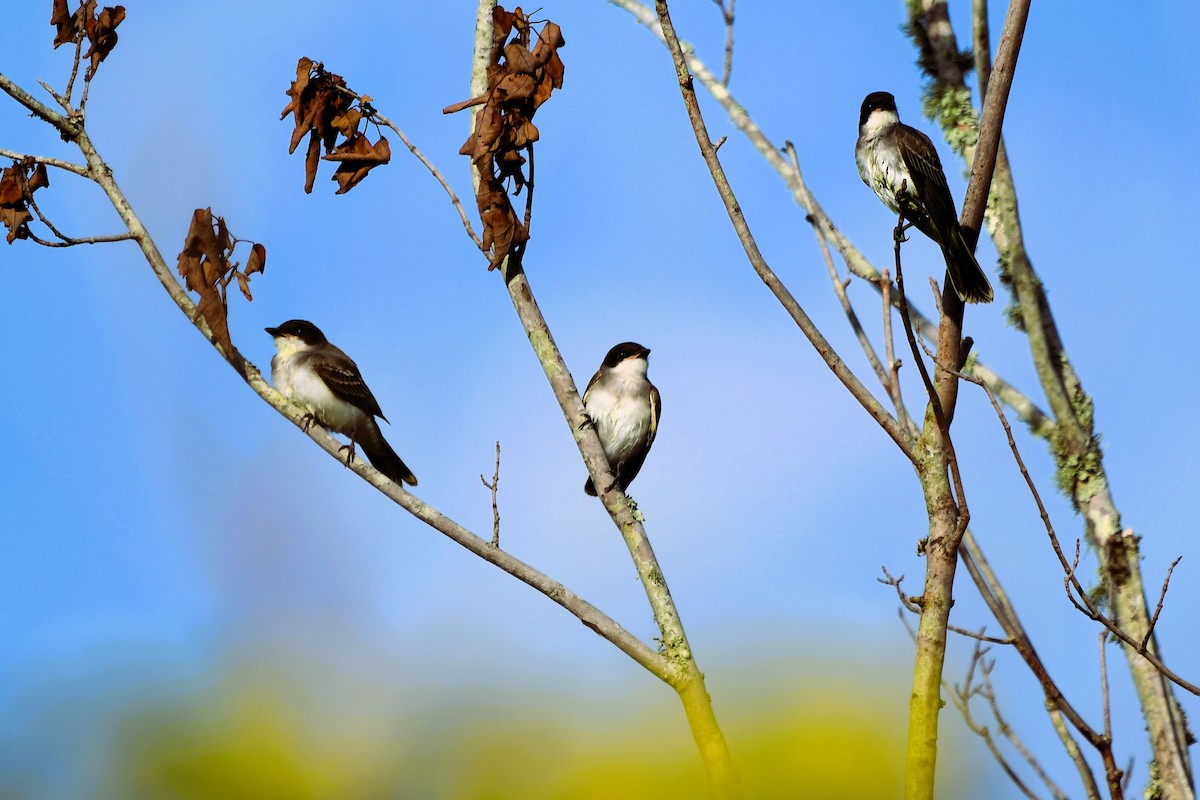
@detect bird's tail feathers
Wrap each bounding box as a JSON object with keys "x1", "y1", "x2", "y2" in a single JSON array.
[
  {"x1": 361, "y1": 430, "x2": 418, "y2": 487},
  {"x1": 942, "y1": 226, "x2": 994, "y2": 304}
]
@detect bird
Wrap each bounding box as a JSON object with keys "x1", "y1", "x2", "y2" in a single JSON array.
[
  {"x1": 855, "y1": 90, "x2": 994, "y2": 304},
  {"x1": 265, "y1": 319, "x2": 418, "y2": 486},
  {"x1": 582, "y1": 342, "x2": 660, "y2": 496}
]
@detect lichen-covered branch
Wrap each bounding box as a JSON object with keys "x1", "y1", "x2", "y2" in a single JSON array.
[{"x1": 909, "y1": 0, "x2": 1195, "y2": 795}]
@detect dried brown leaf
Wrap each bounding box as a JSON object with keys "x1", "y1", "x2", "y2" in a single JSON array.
[
  {"x1": 303, "y1": 132, "x2": 320, "y2": 194},
  {"x1": 1, "y1": 207, "x2": 32, "y2": 244},
  {"x1": 0, "y1": 168, "x2": 23, "y2": 205},
  {"x1": 283, "y1": 58, "x2": 374, "y2": 192},
  {"x1": 246, "y1": 242, "x2": 267, "y2": 275},
  {"x1": 83, "y1": 4, "x2": 125, "y2": 81},
  {"x1": 282, "y1": 57, "x2": 314, "y2": 126},
  {"x1": 1, "y1": 161, "x2": 51, "y2": 243},
  {"x1": 503, "y1": 42, "x2": 537, "y2": 75},
  {"x1": 326, "y1": 135, "x2": 391, "y2": 194},
  {"x1": 235, "y1": 271, "x2": 253, "y2": 302},
  {"x1": 496, "y1": 72, "x2": 536, "y2": 103},
  {"x1": 51, "y1": 0, "x2": 77, "y2": 48},
  {"x1": 27, "y1": 163, "x2": 50, "y2": 192},
  {"x1": 174, "y1": 208, "x2": 264, "y2": 355},
  {"x1": 492, "y1": 6, "x2": 515, "y2": 40}
]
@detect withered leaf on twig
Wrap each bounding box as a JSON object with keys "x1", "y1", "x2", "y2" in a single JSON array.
[
  {"x1": 83, "y1": 4, "x2": 124, "y2": 80},
  {"x1": 324, "y1": 134, "x2": 391, "y2": 195},
  {"x1": 175, "y1": 208, "x2": 267, "y2": 357},
  {"x1": 51, "y1": 0, "x2": 78, "y2": 48},
  {"x1": 0, "y1": 161, "x2": 50, "y2": 244},
  {"x1": 445, "y1": 6, "x2": 565, "y2": 270},
  {"x1": 281, "y1": 58, "x2": 387, "y2": 194},
  {"x1": 51, "y1": 1, "x2": 125, "y2": 79}
]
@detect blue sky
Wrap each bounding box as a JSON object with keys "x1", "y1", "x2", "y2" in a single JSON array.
[{"x1": 2, "y1": 1, "x2": 1199, "y2": 797}]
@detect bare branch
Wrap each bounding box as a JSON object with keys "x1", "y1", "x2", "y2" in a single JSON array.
[
  {"x1": 1047, "y1": 706, "x2": 1103, "y2": 800},
  {"x1": 63, "y1": 33, "x2": 85, "y2": 110},
  {"x1": 977, "y1": 672, "x2": 1070, "y2": 800},
  {"x1": 24, "y1": 193, "x2": 134, "y2": 247},
  {"x1": 892, "y1": 213, "x2": 971, "y2": 537},
  {"x1": 0, "y1": 148, "x2": 88, "y2": 177},
  {"x1": 481, "y1": 441, "x2": 501, "y2": 548},
  {"x1": 349, "y1": 95, "x2": 486, "y2": 253},
  {"x1": 959, "y1": 366, "x2": 1200, "y2": 697},
  {"x1": 878, "y1": 567, "x2": 1011, "y2": 645},
  {"x1": 0, "y1": 72, "x2": 78, "y2": 138},
  {"x1": 972, "y1": 0, "x2": 993, "y2": 103},
  {"x1": 1141, "y1": 556, "x2": 1182, "y2": 651},
  {"x1": 948, "y1": 640, "x2": 1043, "y2": 800},
  {"x1": 787, "y1": 142, "x2": 892, "y2": 410},
  {"x1": 879, "y1": 268, "x2": 916, "y2": 437},
  {"x1": 710, "y1": 0, "x2": 735, "y2": 85},
  {"x1": 1100, "y1": 631, "x2": 1113, "y2": 744},
  {"x1": 958, "y1": 0, "x2": 1031, "y2": 238}
]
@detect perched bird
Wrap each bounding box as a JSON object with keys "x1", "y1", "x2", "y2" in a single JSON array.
[
  {"x1": 265, "y1": 319, "x2": 418, "y2": 486},
  {"x1": 582, "y1": 342, "x2": 660, "y2": 496},
  {"x1": 855, "y1": 90, "x2": 994, "y2": 304}
]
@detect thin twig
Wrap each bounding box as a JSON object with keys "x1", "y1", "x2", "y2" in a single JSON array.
[
  {"x1": 978, "y1": 673, "x2": 1069, "y2": 800},
  {"x1": 879, "y1": 567, "x2": 1011, "y2": 644},
  {"x1": 957, "y1": 538, "x2": 1108, "y2": 789},
  {"x1": 972, "y1": 0, "x2": 992, "y2": 104},
  {"x1": 26, "y1": 193, "x2": 135, "y2": 246},
  {"x1": 481, "y1": 441, "x2": 501, "y2": 548},
  {"x1": 1048, "y1": 706, "x2": 1103, "y2": 800},
  {"x1": 0, "y1": 149, "x2": 89, "y2": 177},
  {"x1": 948, "y1": 639, "x2": 1043, "y2": 800},
  {"x1": 0, "y1": 72, "x2": 78, "y2": 137},
  {"x1": 710, "y1": 0, "x2": 735, "y2": 85},
  {"x1": 892, "y1": 211, "x2": 971, "y2": 537},
  {"x1": 787, "y1": 142, "x2": 891, "y2": 406},
  {"x1": 1099, "y1": 631, "x2": 1112, "y2": 743},
  {"x1": 959, "y1": 366, "x2": 1200, "y2": 696},
  {"x1": 63, "y1": 32, "x2": 84, "y2": 109},
  {"x1": 522, "y1": 143, "x2": 535, "y2": 234},
  {"x1": 341, "y1": 91, "x2": 485, "y2": 253},
  {"x1": 958, "y1": 0, "x2": 1030, "y2": 237},
  {"x1": 879, "y1": 267, "x2": 914, "y2": 436},
  {"x1": 1141, "y1": 556, "x2": 1182, "y2": 650}
]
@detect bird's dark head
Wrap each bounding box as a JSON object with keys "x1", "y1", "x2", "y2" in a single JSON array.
[
  {"x1": 264, "y1": 319, "x2": 328, "y2": 346},
  {"x1": 602, "y1": 342, "x2": 651, "y2": 369},
  {"x1": 859, "y1": 91, "x2": 898, "y2": 128}
]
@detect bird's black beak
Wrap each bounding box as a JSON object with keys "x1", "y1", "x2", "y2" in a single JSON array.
[{"x1": 264, "y1": 326, "x2": 280, "y2": 337}]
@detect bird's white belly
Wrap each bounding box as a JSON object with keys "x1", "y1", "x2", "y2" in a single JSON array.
[
  {"x1": 273, "y1": 354, "x2": 368, "y2": 438},
  {"x1": 588, "y1": 387, "x2": 649, "y2": 463},
  {"x1": 857, "y1": 137, "x2": 910, "y2": 211}
]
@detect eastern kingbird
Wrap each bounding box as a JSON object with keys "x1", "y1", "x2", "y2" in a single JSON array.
[
  {"x1": 855, "y1": 91, "x2": 994, "y2": 304},
  {"x1": 265, "y1": 319, "x2": 418, "y2": 486},
  {"x1": 582, "y1": 342, "x2": 660, "y2": 496}
]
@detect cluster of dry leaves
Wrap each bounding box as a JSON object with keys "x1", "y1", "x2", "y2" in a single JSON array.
[
  {"x1": 176, "y1": 208, "x2": 266, "y2": 357},
  {"x1": 281, "y1": 58, "x2": 391, "y2": 195},
  {"x1": 51, "y1": 0, "x2": 125, "y2": 81},
  {"x1": 0, "y1": 160, "x2": 50, "y2": 244},
  {"x1": 445, "y1": 6, "x2": 565, "y2": 270}
]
